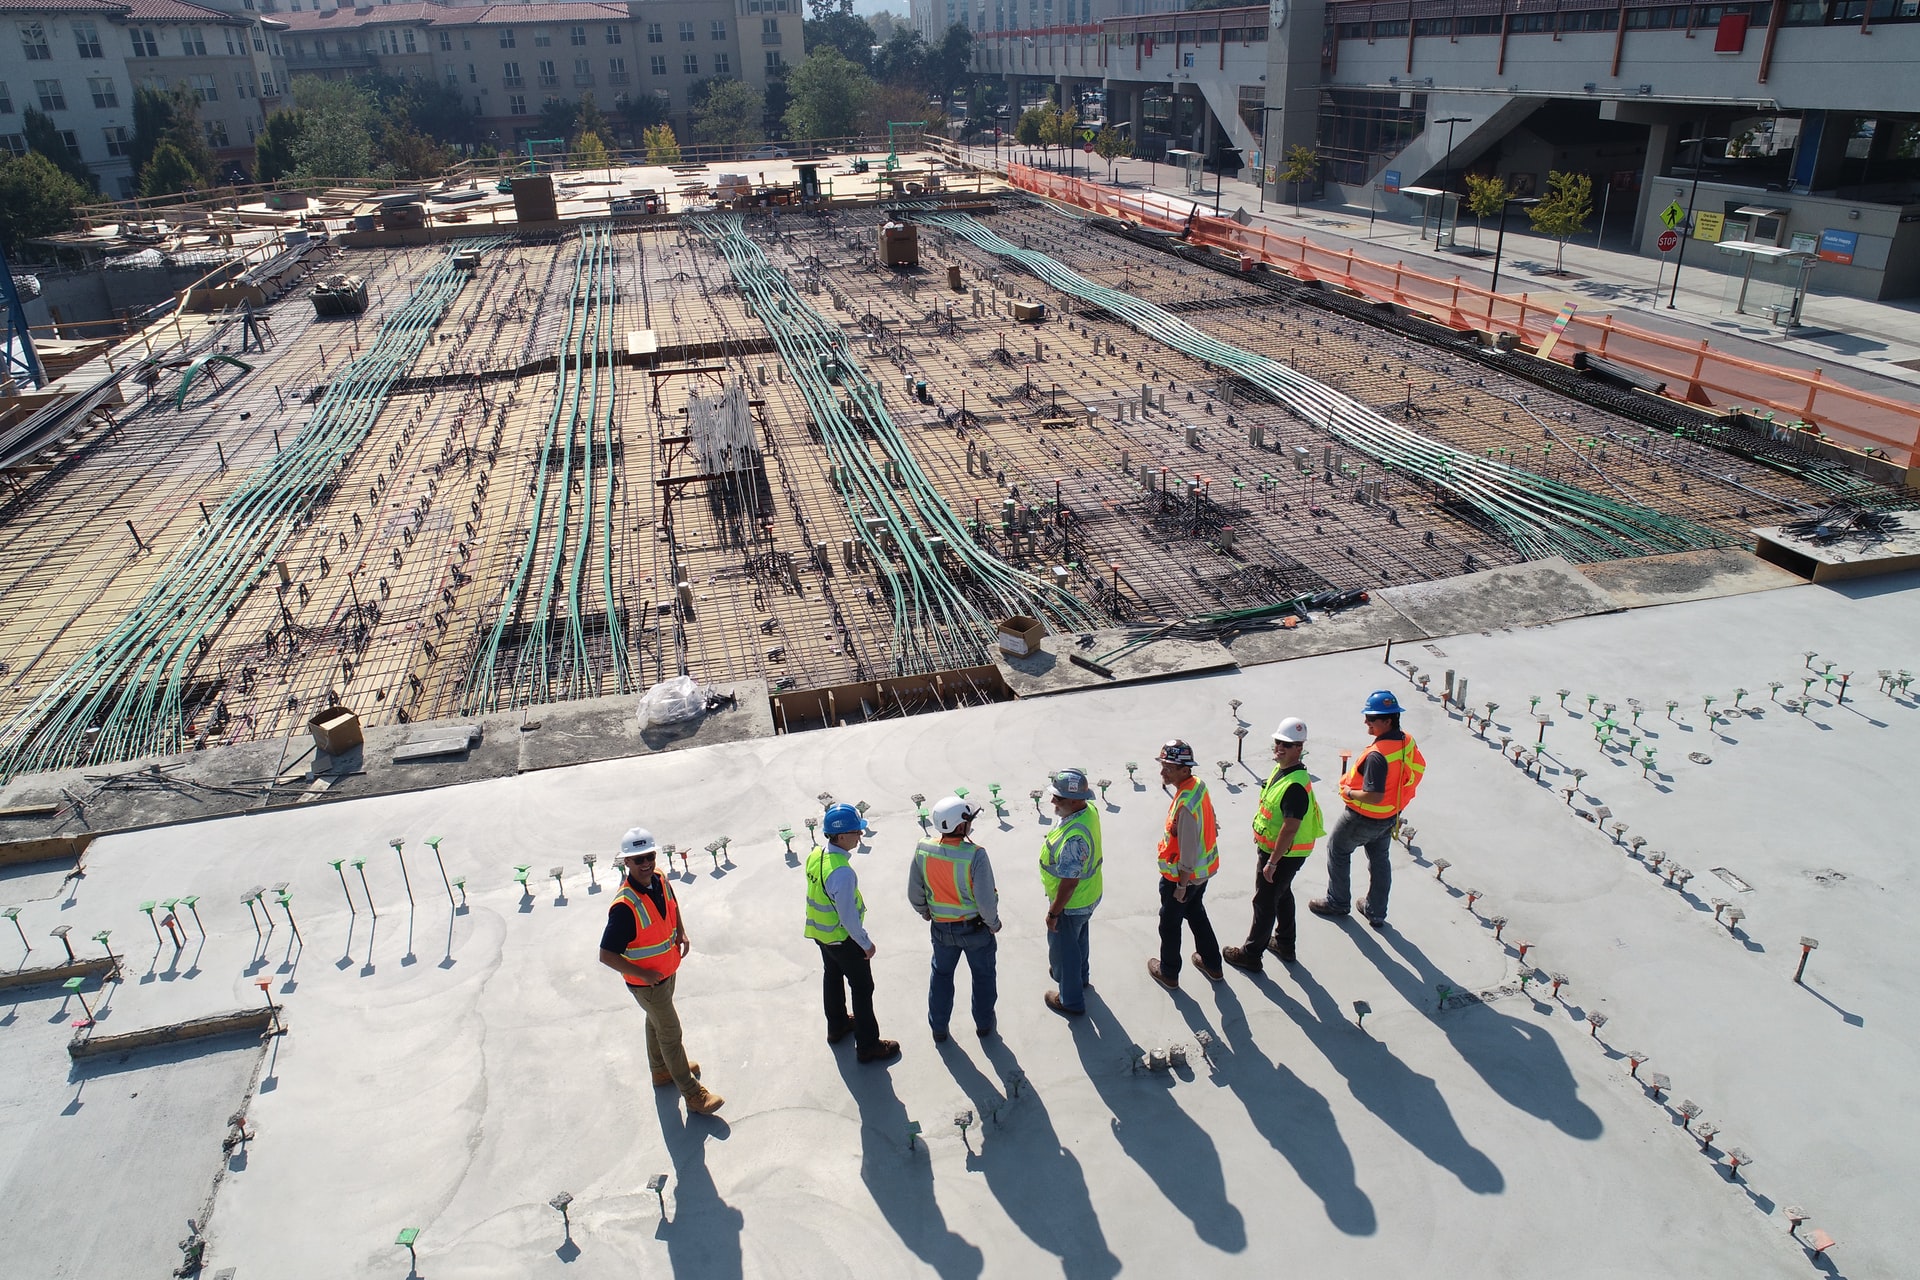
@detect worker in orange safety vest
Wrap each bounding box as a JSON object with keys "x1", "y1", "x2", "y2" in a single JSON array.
[{"x1": 1310, "y1": 690, "x2": 1426, "y2": 929}]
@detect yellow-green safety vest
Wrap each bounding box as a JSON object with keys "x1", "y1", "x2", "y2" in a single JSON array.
[
  {"x1": 1039, "y1": 805, "x2": 1104, "y2": 911},
  {"x1": 1252, "y1": 764, "x2": 1325, "y2": 858},
  {"x1": 804, "y1": 845, "x2": 864, "y2": 943}
]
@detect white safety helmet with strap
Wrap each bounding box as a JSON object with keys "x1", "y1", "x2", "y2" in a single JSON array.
[
  {"x1": 1272, "y1": 717, "x2": 1309, "y2": 744},
  {"x1": 930, "y1": 794, "x2": 980, "y2": 835},
  {"x1": 619, "y1": 827, "x2": 659, "y2": 858}
]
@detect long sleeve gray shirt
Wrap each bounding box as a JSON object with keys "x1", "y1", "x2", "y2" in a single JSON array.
[{"x1": 907, "y1": 839, "x2": 1001, "y2": 930}]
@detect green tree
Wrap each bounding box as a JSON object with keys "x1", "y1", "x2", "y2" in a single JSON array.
[
  {"x1": 574, "y1": 130, "x2": 610, "y2": 170},
  {"x1": 535, "y1": 98, "x2": 578, "y2": 147},
  {"x1": 860, "y1": 83, "x2": 940, "y2": 139},
  {"x1": 0, "y1": 152, "x2": 89, "y2": 252},
  {"x1": 290, "y1": 76, "x2": 379, "y2": 179},
  {"x1": 803, "y1": 11, "x2": 876, "y2": 71},
  {"x1": 255, "y1": 109, "x2": 305, "y2": 184},
  {"x1": 872, "y1": 28, "x2": 927, "y2": 89},
  {"x1": 927, "y1": 24, "x2": 974, "y2": 110},
  {"x1": 620, "y1": 91, "x2": 671, "y2": 140},
  {"x1": 692, "y1": 79, "x2": 766, "y2": 148},
  {"x1": 1093, "y1": 124, "x2": 1133, "y2": 182},
  {"x1": 1015, "y1": 106, "x2": 1047, "y2": 149},
  {"x1": 131, "y1": 85, "x2": 212, "y2": 188},
  {"x1": 762, "y1": 70, "x2": 791, "y2": 140},
  {"x1": 783, "y1": 48, "x2": 874, "y2": 141},
  {"x1": 21, "y1": 108, "x2": 94, "y2": 190},
  {"x1": 642, "y1": 123, "x2": 682, "y2": 164},
  {"x1": 1463, "y1": 171, "x2": 1510, "y2": 249},
  {"x1": 1039, "y1": 105, "x2": 1079, "y2": 156},
  {"x1": 1281, "y1": 143, "x2": 1319, "y2": 216},
  {"x1": 575, "y1": 92, "x2": 611, "y2": 148},
  {"x1": 382, "y1": 122, "x2": 449, "y2": 180},
  {"x1": 139, "y1": 141, "x2": 201, "y2": 198},
  {"x1": 1527, "y1": 169, "x2": 1593, "y2": 272}
]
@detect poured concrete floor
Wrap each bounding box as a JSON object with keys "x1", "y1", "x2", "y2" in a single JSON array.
[{"x1": 2, "y1": 571, "x2": 1914, "y2": 1277}]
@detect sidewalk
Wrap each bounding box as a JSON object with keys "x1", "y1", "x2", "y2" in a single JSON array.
[{"x1": 958, "y1": 144, "x2": 1920, "y2": 404}]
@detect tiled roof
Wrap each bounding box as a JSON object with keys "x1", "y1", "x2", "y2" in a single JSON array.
[
  {"x1": 276, "y1": 0, "x2": 438, "y2": 27},
  {"x1": 276, "y1": 0, "x2": 628, "y2": 31},
  {"x1": 122, "y1": 0, "x2": 249, "y2": 21},
  {"x1": 0, "y1": 0, "x2": 129, "y2": 14}
]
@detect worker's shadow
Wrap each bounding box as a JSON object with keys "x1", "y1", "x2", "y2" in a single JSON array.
[
  {"x1": 835, "y1": 1055, "x2": 984, "y2": 1280},
  {"x1": 1179, "y1": 982, "x2": 1379, "y2": 1234},
  {"x1": 1073, "y1": 1000, "x2": 1247, "y2": 1252},
  {"x1": 936, "y1": 1037, "x2": 1121, "y2": 1280},
  {"x1": 651, "y1": 1091, "x2": 744, "y2": 1279},
  {"x1": 1355, "y1": 926, "x2": 1602, "y2": 1140}
]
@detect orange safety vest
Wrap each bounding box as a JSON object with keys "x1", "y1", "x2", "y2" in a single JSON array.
[
  {"x1": 1156, "y1": 777, "x2": 1219, "y2": 882},
  {"x1": 612, "y1": 877, "x2": 682, "y2": 985},
  {"x1": 916, "y1": 838, "x2": 983, "y2": 922},
  {"x1": 1342, "y1": 734, "x2": 1426, "y2": 818}
]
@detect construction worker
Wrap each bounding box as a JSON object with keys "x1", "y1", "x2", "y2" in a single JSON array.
[
  {"x1": 1311, "y1": 690, "x2": 1427, "y2": 929},
  {"x1": 806, "y1": 803, "x2": 900, "y2": 1064},
  {"x1": 1039, "y1": 767, "x2": 1103, "y2": 1017},
  {"x1": 1147, "y1": 739, "x2": 1223, "y2": 991},
  {"x1": 597, "y1": 827, "x2": 724, "y2": 1117},
  {"x1": 1224, "y1": 717, "x2": 1322, "y2": 973},
  {"x1": 908, "y1": 794, "x2": 1001, "y2": 1040}
]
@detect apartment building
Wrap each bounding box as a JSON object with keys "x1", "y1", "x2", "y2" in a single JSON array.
[{"x1": 0, "y1": 0, "x2": 290, "y2": 196}]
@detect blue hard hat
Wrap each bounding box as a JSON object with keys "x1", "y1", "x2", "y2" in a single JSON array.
[
  {"x1": 1364, "y1": 690, "x2": 1403, "y2": 716},
  {"x1": 822, "y1": 802, "x2": 867, "y2": 837}
]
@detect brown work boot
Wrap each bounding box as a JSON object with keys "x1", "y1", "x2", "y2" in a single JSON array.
[
  {"x1": 685, "y1": 1085, "x2": 725, "y2": 1116},
  {"x1": 653, "y1": 1061, "x2": 700, "y2": 1088},
  {"x1": 1222, "y1": 945, "x2": 1263, "y2": 974},
  {"x1": 1192, "y1": 952, "x2": 1225, "y2": 983},
  {"x1": 1147, "y1": 958, "x2": 1177, "y2": 991},
  {"x1": 857, "y1": 1040, "x2": 902, "y2": 1064}
]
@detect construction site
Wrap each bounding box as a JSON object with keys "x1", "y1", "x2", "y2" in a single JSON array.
[{"x1": 1, "y1": 151, "x2": 1917, "y2": 1279}]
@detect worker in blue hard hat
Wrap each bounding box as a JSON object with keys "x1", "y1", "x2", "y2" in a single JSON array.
[
  {"x1": 1310, "y1": 690, "x2": 1426, "y2": 929},
  {"x1": 807, "y1": 803, "x2": 900, "y2": 1064}
]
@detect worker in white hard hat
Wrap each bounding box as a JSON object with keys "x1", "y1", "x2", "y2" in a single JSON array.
[
  {"x1": 1225, "y1": 717, "x2": 1323, "y2": 973},
  {"x1": 598, "y1": 827, "x2": 724, "y2": 1117},
  {"x1": 907, "y1": 794, "x2": 1002, "y2": 1041}
]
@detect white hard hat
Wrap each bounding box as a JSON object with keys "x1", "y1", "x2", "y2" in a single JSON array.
[
  {"x1": 618, "y1": 827, "x2": 659, "y2": 857},
  {"x1": 1272, "y1": 717, "x2": 1309, "y2": 744},
  {"x1": 930, "y1": 794, "x2": 980, "y2": 835}
]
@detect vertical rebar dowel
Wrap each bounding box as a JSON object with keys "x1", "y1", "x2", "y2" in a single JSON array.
[
  {"x1": 354, "y1": 860, "x2": 376, "y2": 918},
  {"x1": 389, "y1": 839, "x2": 416, "y2": 907},
  {"x1": 425, "y1": 837, "x2": 454, "y2": 904},
  {"x1": 331, "y1": 860, "x2": 356, "y2": 914}
]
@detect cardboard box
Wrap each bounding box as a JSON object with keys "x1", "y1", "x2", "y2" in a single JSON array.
[
  {"x1": 1012, "y1": 300, "x2": 1045, "y2": 322},
  {"x1": 307, "y1": 706, "x2": 363, "y2": 755},
  {"x1": 996, "y1": 615, "x2": 1046, "y2": 657},
  {"x1": 879, "y1": 221, "x2": 920, "y2": 267}
]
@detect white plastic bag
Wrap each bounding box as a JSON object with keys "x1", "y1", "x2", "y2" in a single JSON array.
[{"x1": 638, "y1": 675, "x2": 706, "y2": 729}]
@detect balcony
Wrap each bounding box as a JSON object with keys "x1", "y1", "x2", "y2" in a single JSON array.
[
  {"x1": 606, "y1": 71, "x2": 629, "y2": 84},
  {"x1": 761, "y1": 32, "x2": 783, "y2": 44},
  {"x1": 503, "y1": 75, "x2": 523, "y2": 87},
  {"x1": 538, "y1": 74, "x2": 558, "y2": 87},
  {"x1": 573, "y1": 73, "x2": 594, "y2": 85}
]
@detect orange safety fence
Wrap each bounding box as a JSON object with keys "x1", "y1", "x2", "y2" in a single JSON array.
[{"x1": 1005, "y1": 165, "x2": 1920, "y2": 471}]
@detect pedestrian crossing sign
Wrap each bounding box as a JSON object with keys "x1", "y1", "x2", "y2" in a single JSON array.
[{"x1": 1661, "y1": 201, "x2": 1686, "y2": 230}]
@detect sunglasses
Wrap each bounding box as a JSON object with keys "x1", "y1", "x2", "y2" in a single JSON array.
[{"x1": 627, "y1": 852, "x2": 657, "y2": 864}]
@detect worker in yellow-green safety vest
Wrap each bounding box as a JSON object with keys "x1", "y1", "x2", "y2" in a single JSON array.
[
  {"x1": 1038, "y1": 767, "x2": 1103, "y2": 1018},
  {"x1": 806, "y1": 803, "x2": 900, "y2": 1065},
  {"x1": 1225, "y1": 717, "x2": 1324, "y2": 973}
]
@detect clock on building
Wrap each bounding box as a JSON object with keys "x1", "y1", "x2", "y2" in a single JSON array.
[{"x1": 1270, "y1": 0, "x2": 1288, "y2": 29}]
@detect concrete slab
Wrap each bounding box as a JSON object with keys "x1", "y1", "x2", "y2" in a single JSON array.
[
  {"x1": 1576, "y1": 547, "x2": 1803, "y2": 608},
  {"x1": 1754, "y1": 510, "x2": 1920, "y2": 582},
  {"x1": 1376, "y1": 556, "x2": 1622, "y2": 637},
  {"x1": 995, "y1": 627, "x2": 1237, "y2": 697},
  {"x1": 517, "y1": 681, "x2": 775, "y2": 773},
  {"x1": 1223, "y1": 596, "x2": 1427, "y2": 666}
]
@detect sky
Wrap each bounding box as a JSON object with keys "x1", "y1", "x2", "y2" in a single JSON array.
[{"x1": 852, "y1": 0, "x2": 908, "y2": 14}]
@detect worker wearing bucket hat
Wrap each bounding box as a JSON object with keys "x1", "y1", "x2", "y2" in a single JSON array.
[{"x1": 1039, "y1": 768, "x2": 1102, "y2": 1017}]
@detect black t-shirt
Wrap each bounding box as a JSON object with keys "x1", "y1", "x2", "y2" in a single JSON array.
[
  {"x1": 1278, "y1": 779, "x2": 1310, "y2": 821},
  {"x1": 1360, "y1": 728, "x2": 1406, "y2": 793},
  {"x1": 599, "y1": 875, "x2": 668, "y2": 953}
]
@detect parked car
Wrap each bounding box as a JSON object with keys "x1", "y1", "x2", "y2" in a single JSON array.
[{"x1": 745, "y1": 145, "x2": 790, "y2": 160}]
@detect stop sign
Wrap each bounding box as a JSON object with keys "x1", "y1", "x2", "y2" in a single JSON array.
[{"x1": 1658, "y1": 229, "x2": 1680, "y2": 253}]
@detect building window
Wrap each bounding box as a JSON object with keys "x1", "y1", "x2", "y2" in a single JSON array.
[
  {"x1": 711, "y1": 19, "x2": 727, "y2": 39},
  {"x1": 190, "y1": 73, "x2": 217, "y2": 102},
  {"x1": 58, "y1": 128, "x2": 79, "y2": 160},
  {"x1": 646, "y1": 22, "x2": 663, "y2": 41},
  {"x1": 503, "y1": 61, "x2": 521, "y2": 85},
  {"x1": 713, "y1": 51, "x2": 729, "y2": 73},
  {"x1": 104, "y1": 124, "x2": 130, "y2": 156},
  {"x1": 131, "y1": 27, "x2": 159, "y2": 57},
  {"x1": 534, "y1": 28, "x2": 551, "y2": 46},
  {"x1": 500, "y1": 27, "x2": 516, "y2": 48},
  {"x1": 403, "y1": 29, "x2": 416, "y2": 51},
  {"x1": 606, "y1": 24, "x2": 622, "y2": 43},
  {"x1": 762, "y1": 17, "x2": 781, "y2": 42},
  {"x1": 0, "y1": 83, "x2": 10, "y2": 114},
  {"x1": 447, "y1": 65, "x2": 459, "y2": 85},
  {"x1": 649, "y1": 53, "x2": 666, "y2": 75},
  {"x1": 570, "y1": 25, "x2": 586, "y2": 44},
  {"x1": 253, "y1": 32, "x2": 264, "y2": 51},
  {"x1": 379, "y1": 30, "x2": 396, "y2": 53},
  {"x1": 19, "y1": 22, "x2": 49, "y2": 61},
  {"x1": 0, "y1": 134, "x2": 26, "y2": 158},
  {"x1": 204, "y1": 119, "x2": 229, "y2": 147},
  {"x1": 468, "y1": 63, "x2": 477, "y2": 82},
  {"x1": 682, "y1": 52, "x2": 697, "y2": 74},
  {"x1": 538, "y1": 58, "x2": 557, "y2": 86},
  {"x1": 182, "y1": 27, "x2": 207, "y2": 56},
  {"x1": 439, "y1": 31, "x2": 452, "y2": 51},
  {"x1": 34, "y1": 79, "x2": 65, "y2": 111},
  {"x1": 765, "y1": 49, "x2": 782, "y2": 70},
  {"x1": 236, "y1": 70, "x2": 255, "y2": 97},
  {"x1": 609, "y1": 55, "x2": 626, "y2": 75},
  {"x1": 261, "y1": 71, "x2": 275, "y2": 94},
  {"x1": 509, "y1": 93, "x2": 526, "y2": 114},
  {"x1": 679, "y1": 21, "x2": 695, "y2": 40},
  {"x1": 225, "y1": 29, "x2": 239, "y2": 54},
  {"x1": 73, "y1": 21, "x2": 104, "y2": 58},
  {"x1": 573, "y1": 56, "x2": 590, "y2": 75},
  {"x1": 88, "y1": 76, "x2": 118, "y2": 108}
]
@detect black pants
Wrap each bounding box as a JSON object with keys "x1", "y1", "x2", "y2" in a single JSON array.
[
  {"x1": 1158, "y1": 878, "x2": 1221, "y2": 980},
  {"x1": 818, "y1": 938, "x2": 880, "y2": 1053},
  {"x1": 1245, "y1": 853, "x2": 1307, "y2": 957}
]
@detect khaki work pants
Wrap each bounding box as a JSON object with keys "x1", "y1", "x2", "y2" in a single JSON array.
[{"x1": 627, "y1": 974, "x2": 699, "y2": 1097}]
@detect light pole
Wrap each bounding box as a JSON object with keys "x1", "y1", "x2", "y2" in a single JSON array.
[
  {"x1": 1668, "y1": 130, "x2": 1729, "y2": 309},
  {"x1": 1489, "y1": 196, "x2": 1541, "y2": 294},
  {"x1": 1252, "y1": 105, "x2": 1283, "y2": 212},
  {"x1": 1433, "y1": 115, "x2": 1469, "y2": 246}
]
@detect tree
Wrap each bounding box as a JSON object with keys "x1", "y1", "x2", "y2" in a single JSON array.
[
  {"x1": 783, "y1": 48, "x2": 874, "y2": 141},
  {"x1": 804, "y1": 11, "x2": 877, "y2": 71},
  {"x1": 575, "y1": 92, "x2": 611, "y2": 148},
  {"x1": 861, "y1": 84, "x2": 941, "y2": 139},
  {"x1": 1093, "y1": 124, "x2": 1133, "y2": 182},
  {"x1": 290, "y1": 77, "x2": 379, "y2": 179},
  {"x1": 21, "y1": 108, "x2": 94, "y2": 190},
  {"x1": 255, "y1": 110, "x2": 304, "y2": 184},
  {"x1": 872, "y1": 28, "x2": 928, "y2": 90},
  {"x1": 692, "y1": 79, "x2": 766, "y2": 148},
  {"x1": 1463, "y1": 172, "x2": 1510, "y2": 250},
  {"x1": 140, "y1": 142, "x2": 201, "y2": 198},
  {"x1": 1014, "y1": 106, "x2": 1047, "y2": 150},
  {"x1": 620, "y1": 91, "x2": 671, "y2": 140},
  {"x1": 368, "y1": 73, "x2": 478, "y2": 148},
  {"x1": 535, "y1": 98, "x2": 578, "y2": 146},
  {"x1": 1281, "y1": 143, "x2": 1319, "y2": 216},
  {"x1": 574, "y1": 130, "x2": 610, "y2": 170},
  {"x1": 1038, "y1": 105, "x2": 1079, "y2": 157},
  {"x1": 381, "y1": 122, "x2": 449, "y2": 180},
  {"x1": 762, "y1": 70, "x2": 791, "y2": 141},
  {"x1": 131, "y1": 85, "x2": 212, "y2": 188},
  {"x1": 642, "y1": 123, "x2": 682, "y2": 164},
  {"x1": 0, "y1": 152, "x2": 89, "y2": 252},
  {"x1": 1527, "y1": 169, "x2": 1593, "y2": 272},
  {"x1": 927, "y1": 24, "x2": 975, "y2": 110}
]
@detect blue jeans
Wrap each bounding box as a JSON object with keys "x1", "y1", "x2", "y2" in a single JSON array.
[
  {"x1": 928, "y1": 921, "x2": 997, "y2": 1034},
  {"x1": 1321, "y1": 809, "x2": 1398, "y2": 921},
  {"x1": 1048, "y1": 911, "x2": 1092, "y2": 1012}
]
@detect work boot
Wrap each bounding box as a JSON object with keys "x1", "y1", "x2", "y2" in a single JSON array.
[
  {"x1": 857, "y1": 1040, "x2": 902, "y2": 1064},
  {"x1": 653, "y1": 1061, "x2": 701, "y2": 1088},
  {"x1": 1265, "y1": 938, "x2": 1298, "y2": 963},
  {"x1": 1222, "y1": 945, "x2": 1263, "y2": 974},
  {"x1": 685, "y1": 1086, "x2": 725, "y2": 1116},
  {"x1": 1044, "y1": 990, "x2": 1084, "y2": 1017},
  {"x1": 1192, "y1": 952, "x2": 1224, "y2": 983},
  {"x1": 1147, "y1": 958, "x2": 1177, "y2": 991},
  {"x1": 1308, "y1": 898, "x2": 1349, "y2": 918}
]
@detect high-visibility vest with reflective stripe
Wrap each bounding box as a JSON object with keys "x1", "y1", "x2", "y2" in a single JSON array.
[
  {"x1": 804, "y1": 845, "x2": 864, "y2": 943},
  {"x1": 916, "y1": 839, "x2": 982, "y2": 922},
  {"x1": 1253, "y1": 764, "x2": 1325, "y2": 858},
  {"x1": 612, "y1": 877, "x2": 682, "y2": 985},
  {"x1": 1039, "y1": 806, "x2": 1103, "y2": 911},
  {"x1": 1155, "y1": 778, "x2": 1219, "y2": 881},
  {"x1": 1342, "y1": 734, "x2": 1426, "y2": 818}
]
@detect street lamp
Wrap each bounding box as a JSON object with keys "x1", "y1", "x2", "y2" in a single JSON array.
[
  {"x1": 1489, "y1": 196, "x2": 1541, "y2": 294},
  {"x1": 1668, "y1": 131, "x2": 1729, "y2": 309},
  {"x1": 1251, "y1": 105, "x2": 1283, "y2": 212},
  {"x1": 1433, "y1": 115, "x2": 1470, "y2": 246}
]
